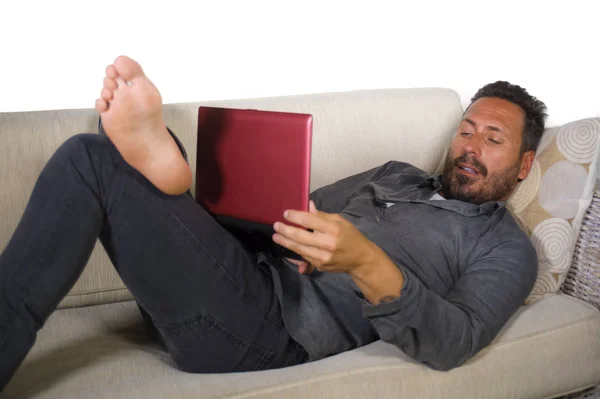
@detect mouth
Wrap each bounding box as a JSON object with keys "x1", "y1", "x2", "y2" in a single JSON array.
[{"x1": 457, "y1": 163, "x2": 480, "y2": 176}]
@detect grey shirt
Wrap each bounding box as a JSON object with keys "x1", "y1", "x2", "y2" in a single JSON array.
[{"x1": 260, "y1": 161, "x2": 538, "y2": 371}]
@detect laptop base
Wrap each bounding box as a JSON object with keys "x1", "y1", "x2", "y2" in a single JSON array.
[{"x1": 216, "y1": 215, "x2": 304, "y2": 261}]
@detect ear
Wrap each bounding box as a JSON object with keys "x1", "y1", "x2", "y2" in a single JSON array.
[{"x1": 518, "y1": 151, "x2": 535, "y2": 181}]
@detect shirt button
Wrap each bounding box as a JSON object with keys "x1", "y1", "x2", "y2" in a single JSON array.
[{"x1": 375, "y1": 216, "x2": 381, "y2": 222}]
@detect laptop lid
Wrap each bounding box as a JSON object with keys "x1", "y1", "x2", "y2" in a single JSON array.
[{"x1": 195, "y1": 106, "x2": 312, "y2": 230}]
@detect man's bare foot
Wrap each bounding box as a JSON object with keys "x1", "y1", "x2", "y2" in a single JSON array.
[{"x1": 95, "y1": 56, "x2": 192, "y2": 195}]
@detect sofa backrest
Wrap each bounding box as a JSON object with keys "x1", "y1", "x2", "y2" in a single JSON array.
[{"x1": 0, "y1": 88, "x2": 463, "y2": 308}]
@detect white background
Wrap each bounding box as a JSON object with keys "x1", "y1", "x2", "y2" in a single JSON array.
[{"x1": 1, "y1": 1, "x2": 598, "y2": 128}]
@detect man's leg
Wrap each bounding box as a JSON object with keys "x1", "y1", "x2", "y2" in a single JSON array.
[
  {"x1": 0, "y1": 63, "x2": 307, "y2": 391},
  {"x1": 0, "y1": 134, "x2": 306, "y2": 387}
]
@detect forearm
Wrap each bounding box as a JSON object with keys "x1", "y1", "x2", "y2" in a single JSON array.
[
  {"x1": 363, "y1": 271, "x2": 483, "y2": 371},
  {"x1": 352, "y1": 244, "x2": 488, "y2": 370},
  {"x1": 349, "y1": 243, "x2": 405, "y2": 304},
  {"x1": 360, "y1": 245, "x2": 536, "y2": 370},
  {"x1": 368, "y1": 297, "x2": 478, "y2": 370}
]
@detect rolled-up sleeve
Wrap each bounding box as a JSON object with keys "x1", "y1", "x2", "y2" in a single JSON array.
[{"x1": 363, "y1": 237, "x2": 538, "y2": 371}]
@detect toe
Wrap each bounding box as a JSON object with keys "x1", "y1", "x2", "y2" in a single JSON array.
[
  {"x1": 101, "y1": 87, "x2": 113, "y2": 102},
  {"x1": 103, "y1": 76, "x2": 118, "y2": 91},
  {"x1": 106, "y1": 65, "x2": 118, "y2": 79},
  {"x1": 95, "y1": 98, "x2": 108, "y2": 113},
  {"x1": 113, "y1": 55, "x2": 144, "y2": 81}
]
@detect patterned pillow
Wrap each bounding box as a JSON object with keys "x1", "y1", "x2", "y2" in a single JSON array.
[{"x1": 507, "y1": 118, "x2": 600, "y2": 304}]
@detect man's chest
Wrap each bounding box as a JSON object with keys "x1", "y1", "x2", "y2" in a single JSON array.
[{"x1": 342, "y1": 200, "x2": 485, "y2": 296}]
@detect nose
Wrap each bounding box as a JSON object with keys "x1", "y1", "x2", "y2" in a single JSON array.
[{"x1": 463, "y1": 134, "x2": 483, "y2": 157}]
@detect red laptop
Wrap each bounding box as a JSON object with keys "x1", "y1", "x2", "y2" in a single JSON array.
[{"x1": 195, "y1": 106, "x2": 312, "y2": 259}]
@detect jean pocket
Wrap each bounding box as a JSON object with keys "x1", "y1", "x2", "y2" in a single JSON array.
[{"x1": 160, "y1": 311, "x2": 276, "y2": 373}]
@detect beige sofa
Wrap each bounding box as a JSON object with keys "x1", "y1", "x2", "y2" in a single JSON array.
[{"x1": 1, "y1": 88, "x2": 599, "y2": 398}]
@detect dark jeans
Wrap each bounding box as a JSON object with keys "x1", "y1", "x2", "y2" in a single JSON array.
[{"x1": 0, "y1": 133, "x2": 308, "y2": 390}]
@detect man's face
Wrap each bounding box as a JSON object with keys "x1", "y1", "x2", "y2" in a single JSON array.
[{"x1": 441, "y1": 97, "x2": 535, "y2": 204}]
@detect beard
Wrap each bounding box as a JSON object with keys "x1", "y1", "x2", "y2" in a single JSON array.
[{"x1": 440, "y1": 151, "x2": 521, "y2": 205}]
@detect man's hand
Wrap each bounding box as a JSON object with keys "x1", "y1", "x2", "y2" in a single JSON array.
[
  {"x1": 273, "y1": 201, "x2": 377, "y2": 275},
  {"x1": 273, "y1": 201, "x2": 406, "y2": 304}
]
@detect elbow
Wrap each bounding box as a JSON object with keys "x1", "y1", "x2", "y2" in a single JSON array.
[
  {"x1": 395, "y1": 336, "x2": 475, "y2": 372},
  {"x1": 421, "y1": 334, "x2": 489, "y2": 371},
  {"x1": 421, "y1": 335, "x2": 482, "y2": 371},
  {"x1": 423, "y1": 357, "x2": 466, "y2": 372}
]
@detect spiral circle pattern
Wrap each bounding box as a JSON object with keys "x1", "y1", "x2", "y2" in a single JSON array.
[
  {"x1": 531, "y1": 218, "x2": 573, "y2": 274},
  {"x1": 557, "y1": 120, "x2": 600, "y2": 164}
]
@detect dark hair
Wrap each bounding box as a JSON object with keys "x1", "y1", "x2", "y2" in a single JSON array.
[{"x1": 469, "y1": 81, "x2": 548, "y2": 154}]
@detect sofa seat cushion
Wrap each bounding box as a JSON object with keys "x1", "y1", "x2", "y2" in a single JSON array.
[{"x1": 3, "y1": 295, "x2": 599, "y2": 399}]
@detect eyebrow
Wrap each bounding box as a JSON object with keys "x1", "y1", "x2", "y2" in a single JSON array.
[{"x1": 463, "y1": 118, "x2": 505, "y2": 134}]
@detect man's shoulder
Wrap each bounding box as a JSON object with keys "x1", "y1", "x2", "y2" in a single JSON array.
[
  {"x1": 495, "y1": 206, "x2": 533, "y2": 241},
  {"x1": 479, "y1": 206, "x2": 538, "y2": 272},
  {"x1": 379, "y1": 161, "x2": 430, "y2": 178},
  {"x1": 489, "y1": 208, "x2": 539, "y2": 292},
  {"x1": 482, "y1": 206, "x2": 533, "y2": 246}
]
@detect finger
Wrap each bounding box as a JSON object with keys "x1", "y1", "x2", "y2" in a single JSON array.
[
  {"x1": 298, "y1": 262, "x2": 308, "y2": 274},
  {"x1": 273, "y1": 233, "x2": 332, "y2": 264},
  {"x1": 284, "y1": 257, "x2": 313, "y2": 274},
  {"x1": 283, "y1": 210, "x2": 338, "y2": 234},
  {"x1": 274, "y1": 222, "x2": 335, "y2": 250},
  {"x1": 298, "y1": 262, "x2": 315, "y2": 275}
]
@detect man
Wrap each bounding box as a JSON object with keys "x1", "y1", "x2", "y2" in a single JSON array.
[{"x1": 0, "y1": 56, "x2": 547, "y2": 390}]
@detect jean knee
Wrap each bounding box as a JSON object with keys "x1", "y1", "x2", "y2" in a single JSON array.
[
  {"x1": 59, "y1": 133, "x2": 111, "y2": 155},
  {"x1": 52, "y1": 133, "x2": 122, "y2": 170},
  {"x1": 40, "y1": 133, "x2": 126, "y2": 196}
]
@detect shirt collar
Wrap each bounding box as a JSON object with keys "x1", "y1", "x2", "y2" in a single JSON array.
[{"x1": 412, "y1": 175, "x2": 504, "y2": 216}]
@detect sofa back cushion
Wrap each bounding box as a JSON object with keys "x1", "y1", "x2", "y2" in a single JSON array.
[
  {"x1": 0, "y1": 88, "x2": 463, "y2": 308},
  {"x1": 166, "y1": 88, "x2": 463, "y2": 194}
]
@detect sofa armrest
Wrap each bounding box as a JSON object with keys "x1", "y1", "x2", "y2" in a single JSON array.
[{"x1": 561, "y1": 181, "x2": 600, "y2": 310}]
